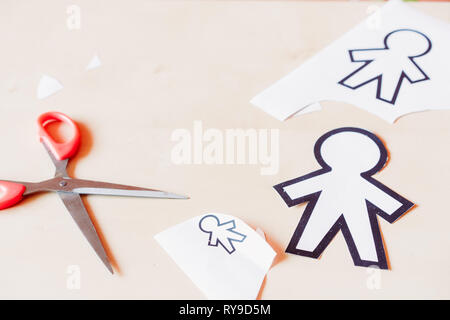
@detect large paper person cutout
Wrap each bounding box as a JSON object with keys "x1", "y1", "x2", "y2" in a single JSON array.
[
  {"x1": 274, "y1": 128, "x2": 414, "y2": 269},
  {"x1": 251, "y1": 0, "x2": 450, "y2": 123}
]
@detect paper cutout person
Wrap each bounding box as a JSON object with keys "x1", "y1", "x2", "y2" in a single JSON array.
[
  {"x1": 199, "y1": 214, "x2": 247, "y2": 254},
  {"x1": 338, "y1": 29, "x2": 432, "y2": 105},
  {"x1": 274, "y1": 128, "x2": 414, "y2": 269}
]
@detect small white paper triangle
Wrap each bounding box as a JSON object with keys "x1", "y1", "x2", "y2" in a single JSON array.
[
  {"x1": 37, "y1": 74, "x2": 63, "y2": 100},
  {"x1": 85, "y1": 54, "x2": 102, "y2": 70}
]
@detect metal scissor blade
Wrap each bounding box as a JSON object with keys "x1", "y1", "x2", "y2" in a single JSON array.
[
  {"x1": 42, "y1": 142, "x2": 69, "y2": 178},
  {"x1": 67, "y1": 178, "x2": 189, "y2": 199},
  {"x1": 73, "y1": 188, "x2": 188, "y2": 199},
  {"x1": 58, "y1": 192, "x2": 113, "y2": 274}
]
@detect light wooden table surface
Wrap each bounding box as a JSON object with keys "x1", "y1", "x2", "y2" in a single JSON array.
[{"x1": 0, "y1": 0, "x2": 449, "y2": 299}]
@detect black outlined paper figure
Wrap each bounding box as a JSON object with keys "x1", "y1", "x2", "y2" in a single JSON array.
[
  {"x1": 338, "y1": 29, "x2": 432, "y2": 105},
  {"x1": 199, "y1": 215, "x2": 247, "y2": 254},
  {"x1": 274, "y1": 128, "x2": 414, "y2": 269}
]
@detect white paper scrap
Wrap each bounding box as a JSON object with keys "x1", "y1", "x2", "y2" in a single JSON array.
[
  {"x1": 86, "y1": 54, "x2": 102, "y2": 71},
  {"x1": 255, "y1": 227, "x2": 266, "y2": 240},
  {"x1": 37, "y1": 74, "x2": 63, "y2": 99},
  {"x1": 155, "y1": 213, "x2": 276, "y2": 300},
  {"x1": 251, "y1": 0, "x2": 450, "y2": 123}
]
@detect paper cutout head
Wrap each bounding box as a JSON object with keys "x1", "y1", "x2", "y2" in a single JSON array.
[
  {"x1": 274, "y1": 127, "x2": 414, "y2": 269},
  {"x1": 316, "y1": 128, "x2": 385, "y2": 174}
]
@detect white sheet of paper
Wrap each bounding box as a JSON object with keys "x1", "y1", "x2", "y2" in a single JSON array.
[
  {"x1": 86, "y1": 54, "x2": 102, "y2": 70},
  {"x1": 155, "y1": 213, "x2": 276, "y2": 300},
  {"x1": 251, "y1": 0, "x2": 450, "y2": 123},
  {"x1": 37, "y1": 74, "x2": 63, "y2": 99}
]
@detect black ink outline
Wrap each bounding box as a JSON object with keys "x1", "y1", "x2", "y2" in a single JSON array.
[
  {"x1": 274, "y1": 127, "x2": 414, "y2": 269},
  {"x1": 199, "y1": 214, "x2": 247, "y2": 254},
  {"x1": 338, "y1": 29, "x2": 432, "y2": 105}
]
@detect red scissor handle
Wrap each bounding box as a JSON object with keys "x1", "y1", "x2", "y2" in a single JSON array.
[
  {"x1": 0, "y1": 181, "x2": 26, "y2": 210},
  {"x1": 37, "y1": 112, "x2": 80, "y2": 161}
]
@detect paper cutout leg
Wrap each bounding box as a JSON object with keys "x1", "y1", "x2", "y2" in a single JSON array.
[
  {"x1": 275, "y1": 128, "x2": 414, "y2": 269},
  {"x1": 291, "y1": 196, "x2": 341, "y2": 253}
]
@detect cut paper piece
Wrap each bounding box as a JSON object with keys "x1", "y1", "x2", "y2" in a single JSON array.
[
  {"x1": 86, "y1": 54, "x2": 102, "y2": 71},
  {"x1": 199, "y1": 214, "x2": 247, "y2": 254},
  {"x1": 251, "y1": 0, "x2": 450, "y2": 123},
  {"x1": 292, "y1": 102, "x2": 322, "y2": 118},
  {"x1": 37, "y1": 74, "x2": 63, "y2": 100},
  {"x1": 274, "y1": 127, "x2": 414, "y2": 269},
  {"x1": 256, "y1": 227, "x2": 266, "y2": 240},
  {"x1": 155, "y1": 213, "x2": 276, "y2": 299}
]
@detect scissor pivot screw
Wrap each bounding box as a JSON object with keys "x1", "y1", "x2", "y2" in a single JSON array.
[{"x1": 59, "y1": 181, "x2": 68, "y2": 187}]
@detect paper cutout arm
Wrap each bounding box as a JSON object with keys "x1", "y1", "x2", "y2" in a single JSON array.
[
  {"x1": 218, "y1": 229, "x2": 246, "y2": 254},
  {"x1": 350, "y1": 49, "x2": 384, "y2": 62},
  {"x1": 364, "y1": 180, "x2": 403, "y2": 217},
  {"x1": 278, "y1": 173, "x2": 328, "y2": 205},
  {"x1": 401, "y1": 60, "x2": 428, "y2": 82}
]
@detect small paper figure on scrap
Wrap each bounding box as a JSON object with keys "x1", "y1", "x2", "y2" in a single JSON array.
[
  {"x1": 199, "y1": 214, "x2": 246, "y2": 254},
  {"x1": 155, "y1": 213, "x2": 276, "y2": 299},
  {"x1": 274, "y1": 128, "x2": 414, "y2": 269},
  {"x1": 338, "y1": 29, "x2": 431, "y2": 105}
]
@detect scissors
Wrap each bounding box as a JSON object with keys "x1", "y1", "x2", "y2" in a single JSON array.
[{"x1": 0, "y1": 111, "x2": 188, "y2": 274}]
